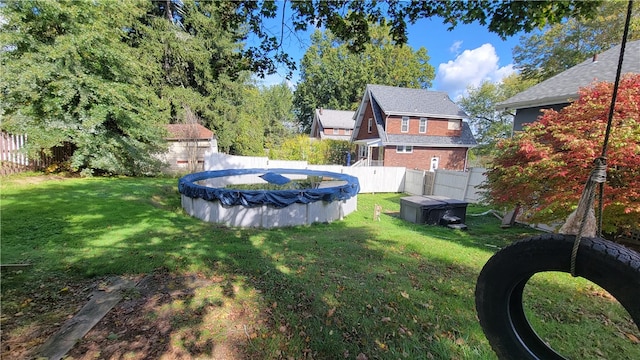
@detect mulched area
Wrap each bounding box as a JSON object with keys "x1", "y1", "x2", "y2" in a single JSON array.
[
  {"x1": 64, "y1": 269, "x2": 249, "y2": 359},
  {"x1": 2, "y1": 269, "x2": 251, "y2": 359}
]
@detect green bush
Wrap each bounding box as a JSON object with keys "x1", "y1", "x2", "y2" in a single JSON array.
[{"x1": 269, "y1": 135, "x2": 356, "y2": 165}]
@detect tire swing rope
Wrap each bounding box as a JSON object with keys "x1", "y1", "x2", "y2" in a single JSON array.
[
  {"x1": 475, "y1": 3, "x2": 640, "y2": 359},
  {"x1": 568, "y1": 0, "x2": 634, "y2": 277}
]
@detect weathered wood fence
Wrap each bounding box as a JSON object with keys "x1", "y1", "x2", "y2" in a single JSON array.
[{"x1": 1, "y1": 132, "x2": 73, "y2": 176}]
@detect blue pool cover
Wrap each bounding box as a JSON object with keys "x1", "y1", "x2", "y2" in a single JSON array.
[{"x1": 178, "y1": 168, "x2": 360, "y2": 208}]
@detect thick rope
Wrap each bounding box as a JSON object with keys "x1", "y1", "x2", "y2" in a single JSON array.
[
  {"x1": 567, "y1": 0, "x2": 633, "y2": 277},
  {"x1": 569, "y1": 157, "x2": 607, "y2": 276}
]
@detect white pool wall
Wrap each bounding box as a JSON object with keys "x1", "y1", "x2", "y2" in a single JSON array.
[{"x1": 181, "y1": 195, "x2": 358, "y2": 228}]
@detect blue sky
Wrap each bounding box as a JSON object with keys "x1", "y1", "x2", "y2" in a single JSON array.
[{"x1": 253, "y1": 5, "x2": 524, "y2": 101}]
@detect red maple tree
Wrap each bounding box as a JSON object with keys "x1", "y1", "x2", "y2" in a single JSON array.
[{"x1": 484, "y1": 74, "x2": 640, "y2": 236}]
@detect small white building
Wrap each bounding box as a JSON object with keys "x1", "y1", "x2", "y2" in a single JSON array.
[{"x1": 164, "y1": 124, "x2": 217, "y2": 173}]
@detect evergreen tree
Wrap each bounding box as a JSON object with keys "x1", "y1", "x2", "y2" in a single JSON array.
[{"x1": 0, "y1": 0, "x2": 168, "y2": 175}]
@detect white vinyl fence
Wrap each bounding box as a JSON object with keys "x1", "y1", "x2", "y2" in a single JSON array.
[
  {"x1": 430, "y1": 168, "x2": 486, "y2": 203},
  {"x1": 204, "y1": 153, "x2": 487, "y2": 203},
  {"x1": 1, "y1": 132, "x2": 29, "y2": 166}
]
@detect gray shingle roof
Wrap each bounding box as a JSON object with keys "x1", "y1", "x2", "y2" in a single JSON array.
[
  {"x1": 498, "y1": 40, "x2": 640, "y2": 109},
  {"x1": 367, "y1": 84, "x2": 468, "y2": 119},
  {"x1": 315, "y1": 109, "x2": 355, "y2": 129},
  {"x1": 386, "y1": 122, "x2": 477, "y2": 147}
]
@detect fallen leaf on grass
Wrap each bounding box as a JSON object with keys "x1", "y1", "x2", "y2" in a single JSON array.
[
  {"x1": 375, "y1": 339, "x2": 387, "y2": 350},
  {"x1": 625, "y1": 332, "x2": 640, "y2": 343},
  {"x1": 400, "y1": 291, "x2": 409, "y2": 299},
  {"x1": 327, "y1": 307, "x2": 336, "y2": 318}
]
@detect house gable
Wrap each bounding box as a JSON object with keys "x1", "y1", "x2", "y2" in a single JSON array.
[
  {"x1": 351, "y1": 84, "x2": 476, "y2": 171},
  {"x1": 310, "y1": 109, "x2": 355, "y2": 140}
]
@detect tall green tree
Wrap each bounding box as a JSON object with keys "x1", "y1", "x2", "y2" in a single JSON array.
[
  {"x1": 0, "y1": 0, "x2": 168, "y2": 175},
  {"x1": 260, "y1": 83, "x2": 297, "y2": 149},
  {"x1": 294, "y1": 24, "x2": 435, "y2": 132},
  {"x1": 458, "y1": 74, "x2": 537, "y2": 161},
  {"x1": 513, "y1": 1, "x2": 640, "y2": 82},
  {"x1": 227, "y1": 1, "x2": 603, "y2": 77},
  {"x1": 137, "y1": 0, "x2": 252, "y2": 154},
  {"x1": 0, "y1": 0, "x2": 272, "y2": 169}
]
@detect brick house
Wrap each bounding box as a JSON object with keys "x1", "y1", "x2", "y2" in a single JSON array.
[
  {"x1": 309, "y1": 108, "x2": 356, "y2": 140},
  {"x1": 351, "y1": 84, "x2": 476, "y2": 171}
]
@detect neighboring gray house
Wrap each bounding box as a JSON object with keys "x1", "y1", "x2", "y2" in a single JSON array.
[
  {"x1": 498, "y1": 40, "x2": 640, "y2": 132},
  {"x1": 351, "y1": 84, "x2": 476, "y2": 171},
  {"x1": 310, "y1": 108, "x2": 356, "y2": 140}
]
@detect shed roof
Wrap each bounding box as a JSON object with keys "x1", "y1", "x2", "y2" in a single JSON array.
[
  {"x1": 498, "y1": 40, "x2": 640, "y2": 109},
  {"x1": 166, "y1": 124, "x2": 214, "y2": 140}
]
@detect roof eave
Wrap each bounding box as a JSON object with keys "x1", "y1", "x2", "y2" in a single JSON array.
[
  {"x1": 385, "y1": 111, "x2": 465, "y2": 119},
  {"x1": 497, "y1": 94, "x2": 578, "y2": 110}
]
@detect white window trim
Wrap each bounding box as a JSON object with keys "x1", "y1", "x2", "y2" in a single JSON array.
[
  {"x1": 333, "y1": 128, "x2": 339, "y2": 135},
  {"x1": 368, "y1": 118, "x2": 373, "y2": 133},
  {"x1": 396, "y1": 145, "x2": 413, "y2": 153},
  {"x1": 448, "y1": 119, "x2": 461, "y2": 130},
  {"x1": 401, "y1": 116, "x2": 409, "y2": 133},
  {"x1": 419, "y1": 118, "x2": 427, "y2": 133}
]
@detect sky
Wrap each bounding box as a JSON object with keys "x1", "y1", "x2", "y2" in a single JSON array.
[{"x1": 253, "y1": 5, "x2": 524, "y2": 101}]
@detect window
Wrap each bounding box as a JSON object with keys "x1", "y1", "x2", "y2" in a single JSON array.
[
  {"x1": 345, "y1": 129, "x2": 351, "y2": 135},
  {"x1": 419, "y1": 118, "x2": 427, "y2": 133},
  {"x1": 401, "y1": 116, "x2": 409, "y2": 132},
  {"x1": 396, "y1": 145, "x2": 413, "y2": 153},
  {"x1": 333, "y1": 128, "x2": 339, "y2": 135},
  {"x1": 359, "y1": 145, "x2": 368, "y2": 158},
  {"x1": 448, "y1": 119, "x2": 461, "y2": 130},
  {"x1": 368, "y1": 118, "x2": 373, "y2": 133}
]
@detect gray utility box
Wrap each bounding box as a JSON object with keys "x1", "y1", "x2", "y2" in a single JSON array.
[{"x1": 400, "y1": 195, "x2": 468, "y2": 225}]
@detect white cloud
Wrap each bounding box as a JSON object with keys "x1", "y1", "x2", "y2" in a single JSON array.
[
  {"x1": 436, "y1": 43, "x2": 515, "y2": 100},
  {"x1": 449, "y1": 41, "x2": 463, "y2": 54}
]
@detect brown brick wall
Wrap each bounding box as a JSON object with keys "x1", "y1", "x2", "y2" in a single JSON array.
[
  {"x1": 323, "y1": 128, "x2": 352, "y2": 136},
  {"x1": 354, "y1": 104, "x2": 379, "y2": 140},
  {"x1": 383, "y1": 146, "x2": 468, "y2": 171},
  {"x1": 386, "y1": 115, "x2": 461, "y2": 137}
]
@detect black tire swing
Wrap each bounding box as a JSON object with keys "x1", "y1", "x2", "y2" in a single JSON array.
[{"x1": 474, "y1": 2, "x2": 640, "y2": 359}]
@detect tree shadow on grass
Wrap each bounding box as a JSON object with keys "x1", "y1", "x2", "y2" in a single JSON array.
[{"x1": 1, "y1": 179, "x2": 518, "y2": 359}]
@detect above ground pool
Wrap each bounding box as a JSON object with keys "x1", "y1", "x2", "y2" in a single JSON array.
[{"x1": 178, "y1": 168, "x2": 360, "y2": 228}]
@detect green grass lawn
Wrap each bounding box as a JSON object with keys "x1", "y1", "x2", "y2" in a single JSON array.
[{"x1": 1, "y1": 174, "x2": 638, "y2": 359}]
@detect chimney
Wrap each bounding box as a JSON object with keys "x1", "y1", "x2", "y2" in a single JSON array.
[
  {"x1": 592, "y1": 53, "x2": 598, "y2": 62},
  {"x1": 319, "y1": 107, "x2": 323, "y2": 115}
]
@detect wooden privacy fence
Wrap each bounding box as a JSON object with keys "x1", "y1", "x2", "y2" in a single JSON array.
[{"x1": 1, "y1": 132, "x2": 74, "y2": 176}]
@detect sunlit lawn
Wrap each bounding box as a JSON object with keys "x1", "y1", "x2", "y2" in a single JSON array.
[{"x1": 1, "y1": 174, "x2": 638, "y2": 359}]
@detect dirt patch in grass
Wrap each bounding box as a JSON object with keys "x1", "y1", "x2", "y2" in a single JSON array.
[
  {"x1": 2, "y1": 269, "x2": 253, "y2": 360},
  {"x1": 64, "y1": 269, "x2": 251, "y2": 360},
  {"x1": 0, "y1": 275, "x2": 96, "y2": 359},
  {"x1": 3, "y1": 174, "x2": 73, "y2": 185}
]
